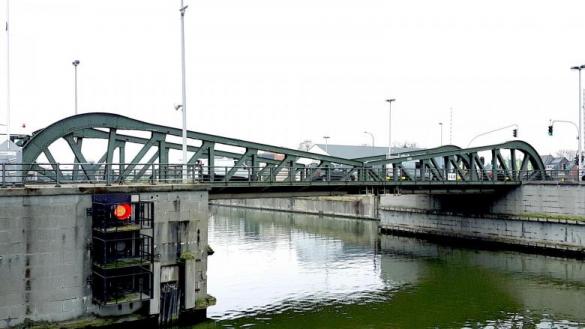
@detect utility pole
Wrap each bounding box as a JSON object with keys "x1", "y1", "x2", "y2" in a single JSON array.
[
  {"x1": 449, "y1": 107, "x2": 453, "y2": 144},
  {"x1": 571, "y1": 65, "x2": 585, "y2": 181},
  {"x1": 180, "y1": 0, "x2": 189, "y2": 181},
  {"x1": 323, "y1": 136, "x2": 330, "y2": 154},
  {"x1": 72, "y1": 60, "x2": 80, "y2": 115},
  {"x1": 5, "y1": 0, "x2": 10, "y2": 148},
  {"x1": 385, "y1": 99, "x2": 395, "y2": 157}
]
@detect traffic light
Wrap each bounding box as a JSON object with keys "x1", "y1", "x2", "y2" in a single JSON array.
[
  {"x1": 512, "y1": 129, "x2": 518, "y2": 138},
  {"x1": 548, "y1": 125, "x2": 553, "y2": 136}
]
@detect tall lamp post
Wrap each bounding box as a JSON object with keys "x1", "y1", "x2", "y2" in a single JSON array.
[
  {"x1": 179, "y1": 0, "x2": 189, "y2": 181},
  {"x1": 571, "y1": 64, "x2": 585, "y2": 181},
  {"x1": 438, "y1": 122, "x2": 443, "y2": 146},
  {"x1": 363, "y1": 131, "x2": 375, "y2": 151},
  {"x1": 5, "y1": 0, "x2": 10, "y2": 148},
  {"x1": 385, "y1": 99, "x2": 395, "y2": 157},
  {"x1": 72, "y1": 60, "x2": 80, "y2": 115},
  {"x1": 322, "y1": 136, "x2": 330, "y2": 154},
  {"x1": 467, "y1": 124, "x2": 519, "y2": 147}
]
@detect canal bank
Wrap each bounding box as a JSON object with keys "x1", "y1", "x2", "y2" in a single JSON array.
[
  {"x1": 211, "y1": 183, "x2": 585, "y2": 255},
  {"x1": 210, "y1": 195, "x2": 378, "y2": 221},
  {"x1": 379, "y1": 183, "x2": 585, "y2": 254}
]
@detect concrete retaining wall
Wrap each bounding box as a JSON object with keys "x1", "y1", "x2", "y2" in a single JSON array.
[
  {"x1": 379, "y1": 184, "x2": 585, "y2": 253},
  {"x1": 211, "y1": 195, "x2": 378, "y2": 220}
]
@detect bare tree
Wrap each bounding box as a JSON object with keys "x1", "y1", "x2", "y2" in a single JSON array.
[
  {"x1": 555, "y1": 149, "x2": 576, "y2": 160},
  {"x1": 298, "y1": 140, "x2": 313, "y2": 151}
]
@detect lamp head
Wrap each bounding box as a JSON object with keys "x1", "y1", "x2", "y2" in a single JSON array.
[
  {"x1": 571, "y1": 66, "x2": 581, "y2": 70},
  {"x1": 385, "y1": 99, "x2": 396, "y2": 103},
  {"x1": 72, "y1": 60, "x2": 80, "y2": 66}
]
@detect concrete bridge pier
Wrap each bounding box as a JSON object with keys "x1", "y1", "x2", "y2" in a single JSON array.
[{"x1": 0, "y1": 185, "x2": 214, "y2": 328}]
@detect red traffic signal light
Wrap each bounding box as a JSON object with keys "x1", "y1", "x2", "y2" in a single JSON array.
[{"x1": 112, "y1": 203, "x2": 132, "y2": 220}]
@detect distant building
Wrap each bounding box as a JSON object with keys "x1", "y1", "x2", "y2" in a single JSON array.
[
  {"x1": 0, "y1": 139, "x2": 22, "y2": 184},
  {"x1": 541, "y1": 154, "x2": 575, "y2": 180},
  {"x1": 309, "y1": 144, "x2": 420, "y2": 159},
  {"x1": 541, "y1": 154, "x2": 571, "y2": 171}
]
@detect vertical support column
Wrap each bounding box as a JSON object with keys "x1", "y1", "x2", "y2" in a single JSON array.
[
  {"x1": 72, "y1": 137, "x2": 83, "y2": 181},
  {"x1": 470, "y1": 153, "x2": 478, "y2": 181},
  {"x1": 392, "y1": 164, "x2": 399, "y2": 182},
  {"x1": 444, "y1": 156, "x2": 451, "y2": 179},
  {"x1": 105, "y1": 129, "x2": 117, "y2": 183},
  {"x1": 251, "y1": 153, "x2": 258, "y2": 181},
  {"x1": 159, "y1": 141, "x2": 168, "y2": 182},
  {"x1": 491, "y1": 149, "x2": 497, "y2": 181},
  {"x1": 288, "y1": 160, "x2": 295, "y2": 182},
  {"x1": 119, "y1": 143, "x2": 126, "y2": 181},
  {"x1": 55, "y1": 163, "x2": 61, "y2": 187},
  {"x1": 510, "y1": 149, "x2": 517, "y2": 180},
  {"x1": 149, "y1": 262, "x2": 161, "y2": 315},
  {"x1": 419, "y1": 160, "x2": 426, "y2": 181},
  {"x1": 208, "y1": 144, "x2": 215, "y2": 182},
  {"x1": 1, "y1": 163, "x2": 5, "y2": 188},
  {"x1": 184, "y1": 259, "x2": 196, "y2": 309}
]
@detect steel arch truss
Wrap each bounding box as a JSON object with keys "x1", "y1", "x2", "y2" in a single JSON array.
[
  {"x1": 21, "y1": 113, "x2": 546, "y2": 185},
  {"x1": 363, "y1": 141, "x2": 546, "y2": 183},
  {"x1": 22, "y1": 113, "x2": 365, "y2": 184}
]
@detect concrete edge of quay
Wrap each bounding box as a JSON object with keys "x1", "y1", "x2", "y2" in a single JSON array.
[
  {"x1": 210, "y1": 203, "x2": 379, "y2": 221},
  {"x1": 210, "y1": 194, "x2": 379, "y2": 221}
]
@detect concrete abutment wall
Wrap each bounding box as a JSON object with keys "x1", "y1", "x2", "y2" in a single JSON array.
[
  {"x1": 212, "y1": 184, "x2": 585, "y2": 254},
  {"x1": 379, "y1": 184, "x2": 585, "y2": 253},
  {"x1": 0, "y1": 185, "x2": 212, "y2": 328}
]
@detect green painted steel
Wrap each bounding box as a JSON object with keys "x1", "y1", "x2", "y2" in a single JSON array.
[{"x1": 21, "y1": 113, "x2": 546, "y2": 185}]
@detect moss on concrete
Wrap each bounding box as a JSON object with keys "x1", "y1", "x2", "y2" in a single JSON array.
[{"x1": 517, "y1": 212, "x2": 585, "y2": 222}]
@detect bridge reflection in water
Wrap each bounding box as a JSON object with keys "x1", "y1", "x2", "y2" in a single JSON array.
[{"x1": 197, "y1": 206, "x2": 585, "y2": 329}]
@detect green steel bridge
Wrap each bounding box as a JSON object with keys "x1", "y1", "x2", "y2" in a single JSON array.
[{"x1": 6, "y1": 113, "x2": 547, "y2": 194}]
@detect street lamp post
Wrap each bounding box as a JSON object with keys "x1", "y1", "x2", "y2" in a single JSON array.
[
  {"x1": 571, "y1": 65, "x2": 585, "y2": 181},
  {"x1": 439, "y1": 122, "x2": 443, "y2": 146},
  {"x1": 385, "y1": 99, "x2": 395, "y2": 157},
  {"x1": 467, "y1": 124, "x2": 519, "y2": 147},
  {"x1": 323, "y1": 136, "x2": 330, "y2": 154},
  {"x1": 5, "y1": 0, "x2": 10, "y2": 148},
  {"x1": 72, "y1": 60, "x2": 80, "y2": 115},
  {"x1": 179, "y1": 0, "x2": 189, "y2": 181},
  {"x1": 363, "y1": 131, "x2": 375, "y2": 151}
]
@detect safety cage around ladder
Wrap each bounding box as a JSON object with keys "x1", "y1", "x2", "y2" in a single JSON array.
[{"x1": 90, "y1": 193, "x2": 155, "y2": 306}]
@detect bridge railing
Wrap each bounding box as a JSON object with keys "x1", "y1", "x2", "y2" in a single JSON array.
[{"x1": 0, "y1": 163, "x2": 577, "y2": 187}]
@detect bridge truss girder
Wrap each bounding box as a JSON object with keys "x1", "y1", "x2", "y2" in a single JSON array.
[
  {"x1": 21, "y1": 113, "x2": 546, "y2": 185},
  {"x1": 22, "y1": 113, "x2": 364, "y2": 183},
  {"x1": 363, "y1": 140, "x2": 546, "y2": 182}
]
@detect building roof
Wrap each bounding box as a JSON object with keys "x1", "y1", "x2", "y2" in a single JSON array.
[
  {"x1": 541, "y1": 154, "x2": 554, "y2": 165},
  {"x1": 312, "y1": 144, "x2": 420, "y2": 159}
]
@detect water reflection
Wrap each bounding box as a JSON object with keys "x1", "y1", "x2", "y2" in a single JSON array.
[{"x1": 192, "y1": 206, "x2": 585, "y2": 329}]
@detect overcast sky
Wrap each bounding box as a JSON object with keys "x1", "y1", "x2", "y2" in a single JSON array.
[{"x1": 1, "y1": 0, "x2": 585, "y2": 157}]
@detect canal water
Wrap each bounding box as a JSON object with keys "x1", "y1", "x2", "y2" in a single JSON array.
[{"x1": 191, "y1": 206, "x2": 585, "y2": 329}]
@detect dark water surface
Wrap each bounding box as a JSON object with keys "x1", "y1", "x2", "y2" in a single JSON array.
[{"x1": 190, "y1": 206, "x2": 585, "y2": 329}]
